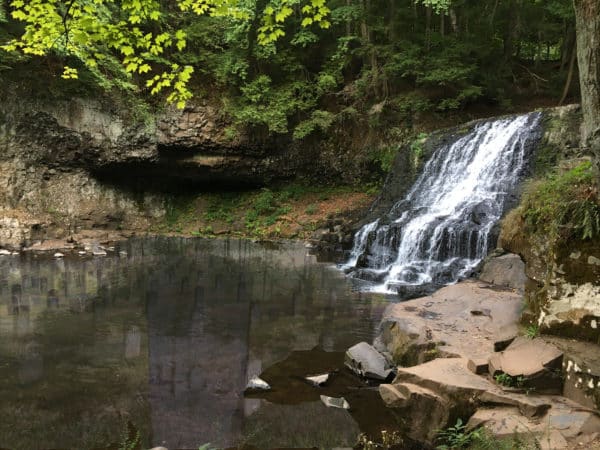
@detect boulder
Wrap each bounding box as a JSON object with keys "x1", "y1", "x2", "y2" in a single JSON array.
[
  {"x1": 479, "y1": 253, "x2": 527, "y2": 291},
  {"x1": 345, "y1": 342, "x2": 393, "y2": 381},
  {"x1": 320, "y1": 395, "x2": 350, "y2": 410},
  {"x1": 245, "y1": 376, "x2": 271, "y2": 391},
  {"x1": 376, "y1": 281, "x2": 522, "y2": 366},
  {"x1": 467, "y1": 397, "x2": 600, "y2": 448},
  {"x1": 305, "y1": 373, "x2": 330, "y2": 387},
  {"x1": 379, "y1": 382, "x2": 449, "y2": 442},
  {"x1": 466, "y1": 407, "x2": 538, "y2": 439},
  {"x1": 381, "y1": 357, "x2": 600, "y2": 444},
  {"x1": 467, "y1": 358, "x2": 489, "y2": 375},
  {"x1": 539, "y1": 282, "x2": 600, "y2": 342},
  {"x1": 394, "y1": 358, "x2": 493, "y2": 395},
  {"x1": 488, "y1": 337, "x2": 563, "y2": 392},
  {"x1": 477, "y1": 390, "x2": 551, "y2": 418},
  {"x1": 545, "y1": 336, "x2": 600, "y2": 410}
]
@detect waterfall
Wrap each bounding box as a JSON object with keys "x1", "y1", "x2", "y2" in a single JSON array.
[{"x1": 344, "y1": 112, "x2": 542, "y2": 294}]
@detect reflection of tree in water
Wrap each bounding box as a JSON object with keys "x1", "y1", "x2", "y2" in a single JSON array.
[{"x1": 0, "y1": 237, "x2": 386, "y2": 449}]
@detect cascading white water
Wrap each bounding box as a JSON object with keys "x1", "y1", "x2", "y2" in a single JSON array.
[{"x1": 344, "y1": 112, "x2": 542, "y2": 294}]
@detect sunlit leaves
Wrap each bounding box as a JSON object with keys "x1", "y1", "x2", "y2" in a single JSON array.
[
  {"x1": 61, "y1": 66, "x2": 79, "y2": 79},
  {"x1": 416, "y1": 0, "x2": 451, "y2": 13},
  {"x1": 258, "y1": 0, "x2": 330, "y2": 44},
  {"x1": 1, "y1": 0, "x2": 329, "y2": 108}
]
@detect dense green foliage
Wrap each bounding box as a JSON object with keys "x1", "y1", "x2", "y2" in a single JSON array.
[
  {"x1": 522, "y1": 161, "x2": 600, "y2": 243},
  {"x1": 0, "y1": 0, "x2": 579, "y2": 137}
]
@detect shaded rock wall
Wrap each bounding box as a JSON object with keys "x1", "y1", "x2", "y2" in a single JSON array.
[
  {"x1": 498, "y1": 105, "x2": 600, "y2": 344},
  {"x1": 0, "y1": 89, "x2": 383, "y2": 248}
]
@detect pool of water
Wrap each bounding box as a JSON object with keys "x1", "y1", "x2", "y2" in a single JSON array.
[{"x1": 0, "y1": 237, "x2": 396, "y2": 450}]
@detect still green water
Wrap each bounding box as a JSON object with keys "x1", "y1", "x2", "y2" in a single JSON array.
[{"x1": 0, "y1": 237, "x2": 392, "y2": 450}]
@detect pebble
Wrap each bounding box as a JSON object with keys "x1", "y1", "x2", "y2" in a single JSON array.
[{"x1": 246, "y1": 376, "x2": 271, "y2": 390}]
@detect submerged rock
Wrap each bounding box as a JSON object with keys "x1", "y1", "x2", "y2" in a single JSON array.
[
  {"x1": 305, "y1": 373, "x2": 330, "y2": 387},
  {"x1": 345, "y1": 342, "x2": 393, "y2": 381},
  {"x1": 245, "y1": 376, "x2": 271, "y2": 391},
  {"x1": 92, "y1": 246, "x2": 108, "y2": 257},
  {"x1": 320, "y1": 395, "x2": 350, "y2": 410}
]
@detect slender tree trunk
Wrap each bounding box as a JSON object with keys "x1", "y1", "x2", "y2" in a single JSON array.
[
  {"x1": 559, "y1": 40, "x2": 577, "y2": 105},
  {"x1": 449, "y1": 8, "x2": 458, "y2": 34},
  {"x1": 561, "y1": 26, "x2": 576, "y2": 71},
  {"x1": 573, "y1": 0, "x2": 600, "y2": 177},
  {"x1": 412, "y1": 0, "x2": 418, "y2": 32},
  {"x1": 504, "y1": 0, "x2": 520, "y2": 61},
  {"x1": 346, "y1": 0, "x2": 352, "y2": 36},
  {"x1": 489, "y1": 0, "x2": 499, "y2": 27},
  {"x1": 388, "y1": 0, "x2": 395, "y2": 40},
  {"x1": 425, "y1": 5, "x2": 431, "y2": 51},
  {"x1": 361, "y1": 0, "x2": 379, "y2": 96}
]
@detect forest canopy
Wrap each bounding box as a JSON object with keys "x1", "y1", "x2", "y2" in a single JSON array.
[{"x1": 0, "y1": 0, "x2": 579, "y2": 137}]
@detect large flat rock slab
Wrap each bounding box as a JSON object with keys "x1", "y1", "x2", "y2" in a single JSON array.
[
  {"x1": 488, "y1": 337, "x2": 563, "y2": 392},
  {"x1": 376, "y1": 280, "x2": 522, "y2": 366},
  {"x1": 394, "y1": 357, "x2": 492, "y2": 393},
  {"x1": 467, "y1": 397, "x2": 600, "y2": 448},
  {"x1": 380, "y1": 357, "x2": 600, "y2": 444}
]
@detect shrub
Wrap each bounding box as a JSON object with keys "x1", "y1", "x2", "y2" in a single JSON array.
[{"x1": 521, "y1": 161, "x2": 600, "y2": 243}]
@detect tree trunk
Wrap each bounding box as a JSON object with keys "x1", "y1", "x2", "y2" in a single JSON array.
[
  {"x1": 560, "y1": 26, "x2": 576, "y2": 71},
  {"x1": 426, "y1": 5, "x2": 431, "y2": 51},
  {"x1": 388, "y1": 0, "x2": 395, "y2": 40},
  {"x1": 559, "y1": 39, "x2": 577, "y2": 106},
  {"x1": 346, "y1": 0, "x2": 352, "y2": 36},
  {"x1": 573, "y1": 0, "x2": 600, "y2": 177},
  {"x1": 449, "y1": 8, "x2": 458, "y2": 33}
]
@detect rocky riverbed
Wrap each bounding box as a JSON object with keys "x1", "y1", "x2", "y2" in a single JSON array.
[{"x1": 360, "y1": 253, "x2": 600, "y2": 449}]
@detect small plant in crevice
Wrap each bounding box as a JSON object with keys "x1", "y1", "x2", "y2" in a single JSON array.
[
  {"x1": 436, "y1": 419, "x2": 539, "y2": 449},
  {"x1": 494, "y1": 373, "x2": 526, "y2": 388},
  {"x1": 305, "y1": 204, "x2": 317, "y2": 215},
  {"x1": 118, "y1": 421, "x2": 141, "y2": 450},
  {"x1": 410, "y1": 132, "x2": 428, "y2": 168},
  {"x1": 525, "y1": 324, "x2": 539, "y2": 339},
  {"x1": 436, "y1": 418, "x2": 481, "y2": 449},
  {"x1": 357, "y1": 430, "x2": 403, "y2": 450},
  {"x1": 198, "y1": 444, "x2": 218, "y2": 450}
]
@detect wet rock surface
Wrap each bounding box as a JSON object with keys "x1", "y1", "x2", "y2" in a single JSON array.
[
  {"x1": 375, "y1": 280, "x2": 522, "y2": 366},
  {"x1": 380, "y1": 354, "x2": 600, "y2": 445},
  {"x1": 241, "y1": 348, "x2": 404, "y2": 444},
  {"x1": 345, "y1": 342, "x2": 394, "y2": 381},
  {"x1": 372, "y1": 276, "x2": 600, "y2": 447}
]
